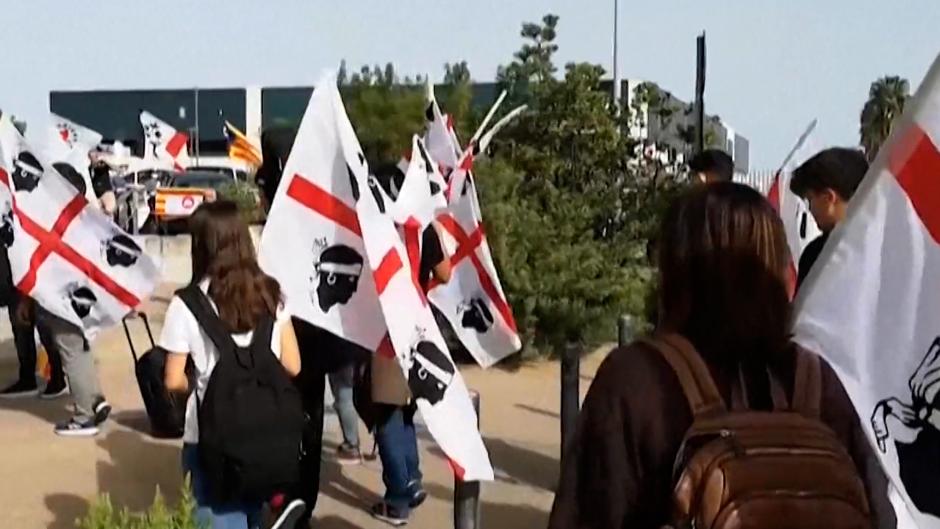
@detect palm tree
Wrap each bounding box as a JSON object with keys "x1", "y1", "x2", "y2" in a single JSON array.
[{"x1": 860, "y1": 76, "x2": 910, "y2": 161}]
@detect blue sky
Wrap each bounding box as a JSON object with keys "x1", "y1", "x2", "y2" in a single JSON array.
[{"x1": 0, "y1": 0, "x2": 937, "y2": 167}]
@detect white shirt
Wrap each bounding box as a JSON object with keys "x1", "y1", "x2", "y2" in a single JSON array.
[{"x1": 158, "y1": 280, "x2": 290, "y2": 443}]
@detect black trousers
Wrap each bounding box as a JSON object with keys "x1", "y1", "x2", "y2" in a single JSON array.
[
  {"x1": 8, "y1": 292, "x2": 64, "y2": 385},
  {"x1": 288, "y1": 317, "x2": 371, "y2": 527}
]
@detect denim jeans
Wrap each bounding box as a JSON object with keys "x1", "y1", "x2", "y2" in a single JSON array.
[
  {"x1": 375, "y1": 405, "x2": 422, "y2": 515},
  {"x1": 328, "y1": 365, "x2": 360, "y2": 448},
  {"x1": 181, "y1": 444, "x2": 262, "y2": 529}
]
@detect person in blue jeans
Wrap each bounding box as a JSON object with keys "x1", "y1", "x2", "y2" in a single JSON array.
[{"x1": 369, "y1": 202, "x2": 452, "y2": 525}]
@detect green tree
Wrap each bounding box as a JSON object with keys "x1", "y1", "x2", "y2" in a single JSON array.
[
  {"x1": 337, "y1": 60, "x2": 348, "y2": 86},
  {"x1": 440, "y1": 61, "x2": 476, "y2": 140},
  {"x1": 496, "y1": 14, "x2": 560, "y2": 107},
  {"x1": 483, "y1": 44, "x2": 652, "y2": 352},
  {"x1": 860, "y1": 76, "x2": 910, "y2": 161}
]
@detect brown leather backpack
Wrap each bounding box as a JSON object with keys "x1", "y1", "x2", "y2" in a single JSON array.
[{"x1": 642, "y1": 334, "x2": 872, "y2": 529}]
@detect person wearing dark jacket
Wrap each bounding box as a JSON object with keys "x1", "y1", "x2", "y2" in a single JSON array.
[
  {"x1": 549, "y1": 183, "x2": 895, "y2": 529},
  {"x1": 0, "y1": 249, "x2": 67, "y2": 399},
  {"x1": 790, "y1": 147, "x2": 868, "y2": 289}
]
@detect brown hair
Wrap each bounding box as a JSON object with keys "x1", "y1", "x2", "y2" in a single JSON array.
[
  {"x1": 189, "y1": 200, "x2": 281, "y2": 333},
  {"x1": 657, "y1": 182, "x2": 791, "y2": 366}
]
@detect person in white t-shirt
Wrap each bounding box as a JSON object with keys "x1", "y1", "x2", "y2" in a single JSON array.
[{"x1": 161, "y1": 201, "x2": 303, "y2": 529}]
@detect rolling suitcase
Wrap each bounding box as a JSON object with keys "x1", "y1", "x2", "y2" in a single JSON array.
[{"x1": 122, "y1": 313, "x2": 193, "y2": 438}]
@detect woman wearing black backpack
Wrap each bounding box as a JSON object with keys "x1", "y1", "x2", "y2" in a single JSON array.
[
  {"x1": 549, "y1": 183, "x2": 896, "y2": 529},
  {"x1": 163, "y1": 201, "x2": 304, "y2": 529}
]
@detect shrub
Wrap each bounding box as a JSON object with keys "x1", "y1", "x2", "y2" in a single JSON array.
[{"x1": 77, "y1": 479, "x2": 200, "y2": 529}]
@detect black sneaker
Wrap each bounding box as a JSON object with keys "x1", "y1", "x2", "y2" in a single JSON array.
[
  {"x1": 370, "y1": 502, "x2": 408, "y2": 527},
  {"x1": 0, "y1": 379, "x2": 38, "y2": 399},
  {"x1": 266, "y1": 498, "x2": 305, "y2": 529},
  {"x1": 54, "y1": 418, "x2": 99, "y2": 437},
  {"x1": 93, "y1": 398, "x2": 112, "y2": 425},
  {"x1": 336, "y1": 443, "x2": 362, "y2": 466},
  {"x1": 409, "y1": 488, "x2": 428, "y2": 509},
  {"x1": 40, "y1": 380, "x2": 68, "y2": 400}
]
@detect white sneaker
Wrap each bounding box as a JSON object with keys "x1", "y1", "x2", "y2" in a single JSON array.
[{"x1": 54, "y1": 418, "x2": 99, "y2": 437}]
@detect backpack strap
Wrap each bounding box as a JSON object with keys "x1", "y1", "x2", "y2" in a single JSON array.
[
  {"x1": 791, "y1": 348, "x2": 822, "y2": 418},
  {"x1": 176, "y1": 284, "x2": 244, "y2": 365},
  {"x1": 640, "y1": 334, "x2": 726, "y2": 417}
]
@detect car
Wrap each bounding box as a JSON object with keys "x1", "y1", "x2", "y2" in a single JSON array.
[
  {"x1": 188, "y1": 165, "x2": 249, "y2": 182},
  {"x1": 166, "y1": 170, "x2": 233, "y2": 195}
]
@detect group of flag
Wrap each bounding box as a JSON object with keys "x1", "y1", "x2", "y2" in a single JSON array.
[{"x1": 258, "y1": 72, "x2": 525, "y2": 480}]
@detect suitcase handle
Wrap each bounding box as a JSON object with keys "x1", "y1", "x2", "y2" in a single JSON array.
[{"x1": 122, "y1": 312, "x2": 155, "y2": 365}]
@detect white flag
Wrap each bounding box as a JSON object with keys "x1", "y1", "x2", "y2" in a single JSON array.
[
  {"x1": 422, "y1": 97, "x2": 522, "y2": 367},
  {"x1": 45, "y1": 114, "x2": 102, "y2": 205},
  {"x1": 139, "y1": 110, "x2": 190, "y2": 171},
  {"x1": 260, "y1": 74, "x2": 493, "y2": 481},
  {"x1": 767, "y1": 120, "x2": 823, "y2": 284},
  {"x1": 354, "y1": 154, "x2": 494, "y2": 482},
  {"x1": 0, "y1": 115, "x2": 160, "y2": 338},
  {"x1": 51, "y1": 113, "x2": 103, "y2": 153},
  {"x1": 258, "y1": 76, "x2": 385, "y2": 354},
  {"x1": 794, "y1": 54, "x2": 940, "y2": 527}
]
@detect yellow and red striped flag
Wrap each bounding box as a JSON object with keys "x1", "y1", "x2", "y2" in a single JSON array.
[{"x1": 224, "y1": 121, "x2": 262, "y2": 167}]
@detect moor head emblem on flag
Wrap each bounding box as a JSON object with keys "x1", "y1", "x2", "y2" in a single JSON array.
[
  {"x1": 407, "y1": 339, "x2": 456, "y2": 406},
  {"x1": 870, "y1": 336, "x2": 940, "y2": 518},
  {"x1": 312, "y1": 244, "x2": 364, "y2": 312},
  {"x1": 65, "y1": 283, "x2": 98, "y2": 321},
  {"x1": 102, "y1": 234, "x2": 143, "y2": 267},
  {"x1": 459, "y1": 297, "x2": 495, "y2": 333},
  {"x1": 0, "y1": 205, "x2": 14, "y2": 248},
  {"x1": 12, "y1": 151, "x2": 43, "y2": 192}
]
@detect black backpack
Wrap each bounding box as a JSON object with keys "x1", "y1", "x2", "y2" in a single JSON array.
[{"x1": 177, "y1": 285, "x2": 304, "y2": 506}]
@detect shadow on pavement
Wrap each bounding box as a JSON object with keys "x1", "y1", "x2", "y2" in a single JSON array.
[
  {"x1": 318, "y1": 458, "x2": 382, "y2": 514},
  {"x1": 44, "y1": 493, "x2": 90, "y2": 529},
  {"x1": 110, "y1": 409, "x2": 153, "y2": 437},
  {"x1": 312, "y1": 515, "x2": 366, "y2": 529},
  {"x1": 484, "y1": 437, "x2": 559, "y2": 491},
  {"x1": 95, "y1": 429, "x2": 184, "y2": 513},
  {"x1": 482, "y1": 500, "x2": 550, "y2": 529},
  {"x1": 514, "y1": 403, "x2": 560, "y2": 419}
]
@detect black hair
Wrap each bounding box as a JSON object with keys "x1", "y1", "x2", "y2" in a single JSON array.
[
  {"x1": 371, "y1": 163, "x2": 406, "y2": 200},
  {"x1": 790, "y1": 147, "x2": 869, "y2": 202},
  {"x1": 688, "y1": 149, "x2": 735, "y2": 182}
]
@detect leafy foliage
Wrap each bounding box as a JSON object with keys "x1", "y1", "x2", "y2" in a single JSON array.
[
  {"x1": 218, "y1": 181, "x2": 264, "y2": 224},
  {"x1": 860, "y1": 76, "x2": 910, "y2": 161},
  {"x1": 480, "y1": 15, "x2": 684, "y2": 353},
  {"x1": 78, "y1": 480, "x2": 200, "y2": 529}
]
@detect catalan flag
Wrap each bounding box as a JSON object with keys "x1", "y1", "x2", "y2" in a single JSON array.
[{"x1": 223, "y1": 121, "x2": 262, "y2": 167}]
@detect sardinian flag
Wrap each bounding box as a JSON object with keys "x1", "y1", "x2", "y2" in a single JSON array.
[
  {"x1": 45, "y1": 114, "x2": 102, "y2": 205},
  {"x1": 139, "y1": 110, "x2": 190, "y2": 171},
  {"x1": 258, "y1": 75, "x2": 386, "y2": 354},
  {"x1": 260, "y1": 74, "x2": 493, "y2": 481},
  {"x1": 767, "y1": 119, "x2": 823, "y2": 289},
  {"x1": 422, "y1": 96, "x2": 522, "y2": 367},
  {"x1": 794, "y1": 54, "x2": 940, "y2": 527},
  {"x1": 52, "y1": 114, "x2": 103, "y2": 153},
  {"x1": 0, "y1": 115, "x2": 160, "y2": 338},
  {"x1": 354, "y1": 149, "x2": 493, "y2": 482}
]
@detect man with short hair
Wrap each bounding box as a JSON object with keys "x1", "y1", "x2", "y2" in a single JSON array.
[
  {"x1": 789, "y1": 147, "x2": 869, "y2": 288},
  {"x1": 688, "y1": 149, "x2": 735, "y2": 184}
]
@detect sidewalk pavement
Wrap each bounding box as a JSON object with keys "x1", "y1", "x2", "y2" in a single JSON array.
[{"x1": 0, "y1": 285, "x2": 609, "y2": 529}]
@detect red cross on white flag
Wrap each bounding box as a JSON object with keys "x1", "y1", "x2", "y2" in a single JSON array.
[
  {"x1": 0, "y1": 114, "x2": 160, "y2": 338},
  {"x1": 421, "y1": 95, "x2": 522, "y2": 368},
  {"x1": 794, "y1": 53, "x2": 940, "y2": 527},
  {"x1": 139, "y1": 110, "x2": 190, "y2": 172},
  {"x1": 259, "y1": 74, "x2": 493, "y2": 481}
]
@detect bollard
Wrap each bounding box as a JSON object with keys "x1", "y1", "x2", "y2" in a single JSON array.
[
  {"x1": 618, "y1": 315, "x2": 634, "y2": 348},
  {"x1": 560, "y1": 342, "x2": 580, "y2": 458},
  {"x1": 454, "y1": 390, "x2": 481, "y2": 529}
]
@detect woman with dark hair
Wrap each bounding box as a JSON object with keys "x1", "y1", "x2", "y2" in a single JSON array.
[
  {"x1": 548, "y1": 183, "x2": 895, "y2": 529},
  {"x1": 162, "y1": 201, "x2": 304, "y2": 529}
]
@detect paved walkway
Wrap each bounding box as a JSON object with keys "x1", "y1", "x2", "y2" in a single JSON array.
[{"x1": 0, "y1": 285, "x2": 609, "y2": 529}]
